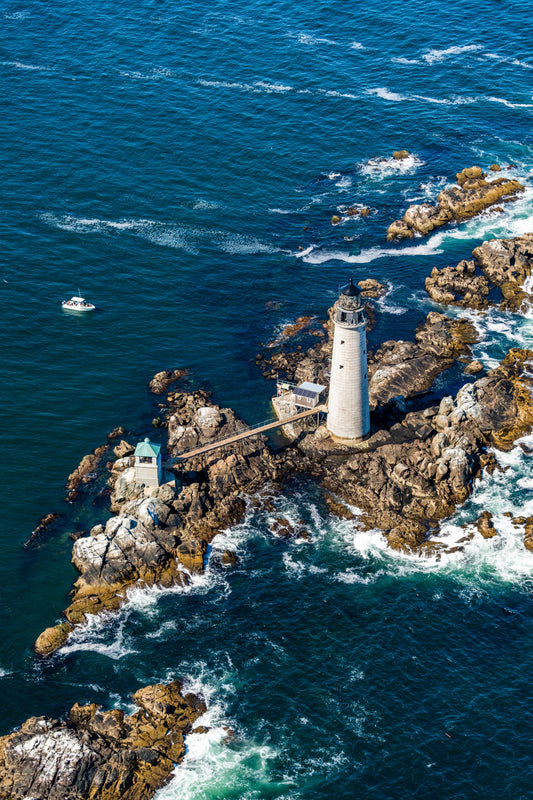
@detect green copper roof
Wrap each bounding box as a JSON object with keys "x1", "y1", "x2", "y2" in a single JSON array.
[{"x1": 134, "y1": 437, "x2": 161, "y2": 458}]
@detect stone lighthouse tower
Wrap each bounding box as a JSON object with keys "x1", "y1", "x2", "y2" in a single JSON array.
[{"x1": 326, "y1": 279, "x2": 370, "y2": 443}]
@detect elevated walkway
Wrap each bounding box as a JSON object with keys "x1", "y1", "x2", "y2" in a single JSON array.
[{"x1": 171, "y1": 405, "x2": 326, "y2": 461}]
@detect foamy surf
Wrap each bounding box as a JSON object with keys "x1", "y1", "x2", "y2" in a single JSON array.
[
  {"x1": 366, "y1": 87, "x2": 406, "y2": 102},
  {"x1": 422, "y1": 44, "x2": 483, "y2": 65},
  {"x1": 41, "y1": 213, "x2": 282, "y2": 257},
  {"x1": 359, "y1": 153, "x2": 424, "y2": 179},
  {"x1": 300, "y1": 238, "x2": 443, "y2": 266},
  {"x1": 154, "y1": 669, "x2": 285, "y2": 800}
]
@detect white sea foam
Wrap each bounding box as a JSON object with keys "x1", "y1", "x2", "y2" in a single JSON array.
[
  {"x1": 484, "y1": 52, "x2": 533, "y2": 71},
  {"x1": 155, "y1": 729, "x2": 282, "y2": 800},
  {"x1": 301, "y1": 237, "x2": 443, "y2": 266},
  {"x1": 60, "y1": 613, "x2": 138, "y2": 660},
  {"x1": 350, "y1": 41, "x2": 365, "y2": 50},
  {"x1": 2, "y1": 60, "x2": 51, "y2": 71},
  {"x1": 360, "y1": 153, "x2": 424, "y2": 179},
  {"x1": 192, "y1": 199, "x2": 220, "y2": 210},
  {"x1": 377, "y1": 283, "x2": 408, "y2": 315},
  {"x1": 391, "y1": 57, "x2": 420, "y2": 65},
  {"x1": 254, "y1": 80, "x2": 293, "y2": 93},
  {"x1": 0, "y1": 667, "x2": 12, "y2": 678},
  {"x1": 197, "y1": 79, "x2": 250, "y2": 90},
  {"x1": 294, "y1": 32, "x2": 337, "y2": 46},
  {"x1": 320, "y1": 89, "x2": 358, "y2": 100},
  {"x1": 411, "y1": 94, "x2": 451, "y2": 105},
  {"x1": 153, "y1": 668, "x2": 285, "y2": 800},
  {"x1": 41, "y1": 213, "x2": 281, "y2": 257},
  {"x1": 120, "y1": 67, "x2": 173, "y2": 80},
  {"x1": 366, "y1": 87, "x2": 406, "y2": 102},
  {"x1": 4, "y1": 10, "x2": 30, "y2": 19},
  {"x1": 487, "y1": 95, "x2": 533, "y2": 109},
  {"x1": 422, "y1": 44, "x2": 483, "y2": 65}
]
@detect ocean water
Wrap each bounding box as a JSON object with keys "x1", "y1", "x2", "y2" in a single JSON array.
[{"x1": 3, "y1": 0, "x2": 533, "y2": 796}]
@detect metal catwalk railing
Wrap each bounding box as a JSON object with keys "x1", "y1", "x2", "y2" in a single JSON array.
[{"x1": 165, "y1": 405, "x2": 326, "y2": 462}]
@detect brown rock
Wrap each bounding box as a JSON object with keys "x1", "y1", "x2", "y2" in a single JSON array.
[
  {"x1": 107, "y1": 425, "x2": 126, "y2": 441},
  {"x1": 221, "y1": 549, "x2": 239, "y2": 565},
  {"x1": 269, "y1": 517, "x2": 295, "y2": 538},
  {"x1": 393, "y1": 150, "x2": 410, "y2": 160},
  {"x1": 113, "y1": 439, "x2": 135, "y2": 459},
  {"x1": 149, "y1": 368, "x2": 188, "y2": 394},
  {"x1": 464, "y1": 360, "x2": 484, "y2": 375},
  {"x1": 358, "y1": 278, "x2": 387, "y2": 298},
  {"x1": 34, "y1": 622, "x2": 73, "y2": 657},
  {"x1": 25, "y1": 512, "x2": 60, "y2": 547},
  {"x1": 176, "y1": 539, "x2": 206, "y2": 571},
  {"x1": 475, "y1": 510, "x2": 497, "y2": 539},
  {"x1": 473, "y1": 234, "x2": 533, "y2": 311},
  {"x1": 331, "y1": 215, "x2": 341, "y2": 225},
  {"x1": 66, "y1": 445, "x2": 108, "y2": 500},
  {"x1": 387, "y1": 166, "x2": 524, "y2": 241},
  {"x1": 0, "y1": 681, "x2": 205, "y2": 800},
  {"x1": 524, "y1": 516, "x2": 533, "y2": 551}
]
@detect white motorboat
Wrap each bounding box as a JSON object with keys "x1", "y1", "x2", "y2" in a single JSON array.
[{"x1": 61, "y1": 293, "x2": 96, "y2": 312}]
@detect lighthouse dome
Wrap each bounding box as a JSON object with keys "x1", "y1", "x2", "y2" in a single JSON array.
[{"x1": 338, "y1": 278, "x2": 362, "y2": 310}]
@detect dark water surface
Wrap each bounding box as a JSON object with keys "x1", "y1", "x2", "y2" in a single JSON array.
[{"x1": 2, "y1": 0, "x2": 533, "y2": 796}]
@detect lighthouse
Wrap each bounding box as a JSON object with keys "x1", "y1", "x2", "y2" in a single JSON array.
[{"x1": 326, "y1": 279, "x2": 370, "y2": 443}]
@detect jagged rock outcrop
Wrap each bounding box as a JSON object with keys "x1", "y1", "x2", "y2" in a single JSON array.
[
  {"x1": 0, "y1": 681, "x2": 205, "y2": 800},
  {"x1": 357, "y1": 278, "x2": 387, "y2": 298},
  {"x1": 473, "y1": 234, "x2": 533, "y2": 311},
  {"x1": 475, "y1": 510, "x2": 497, "y2": 539},
  {"x1": 425, "y1": 233, "x2": 533, "y2": 312},
  {"x1": 66, "y1": 445, "x2": 109, "y2": 502},
  {"x1": 387, "y1": 166, "x2": 524, "y2": 241},
  {"x1": 524, "y1": 516, "x2": 533, "y2": 552},
  {"x1": 149, "y1": 369, "x2": 188, "y2": 395},
  {"x1": 35, "y1": 388, "x2": 284, "y2": 656},
  {"x1": 321, "y1": 349, "x2": 533, "y2": 552},
  {"x1": 425, "y1": 259, "x2": 490, "y2": 309},
  {"x1": 368, "y1": 312, "x2": 477, "y2": 409}
]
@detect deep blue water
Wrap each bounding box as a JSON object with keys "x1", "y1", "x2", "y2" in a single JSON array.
[{"x1": 3, "y1": 0, "x2": 533, "y2": 796}]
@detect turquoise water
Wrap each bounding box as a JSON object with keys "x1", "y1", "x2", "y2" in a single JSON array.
[{"x1": 3, "y1": 0, "x2": 533, "y2": 796}]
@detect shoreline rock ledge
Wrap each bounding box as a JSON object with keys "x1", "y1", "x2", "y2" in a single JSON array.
[
  {"x1": 0, "y1": 680, "x2": 206, "y2": 800},
  {"x1": 386, "y1": 166, "x2": 524, "y2": 241}
]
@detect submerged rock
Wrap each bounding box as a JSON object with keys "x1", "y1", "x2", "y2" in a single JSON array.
[
  {"x1": 0, "y1": 681, "x2": 206, "y2": 800},
  {"x1": 66, "y1": 445, "x2": 108, "y2": 502}
]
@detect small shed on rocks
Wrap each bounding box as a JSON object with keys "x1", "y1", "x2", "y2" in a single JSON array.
[
  {"x1": 293, "y1": 382, "x2": 327, "y2": 409},
  {"x1": 134, "y1": 437, "x2": 162, "y2": 487}
]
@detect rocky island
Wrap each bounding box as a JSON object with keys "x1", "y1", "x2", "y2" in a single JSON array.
[
  {"x1": 32, "y1": 233, "x2": 533, "y2": 660},
  {"x1": 387, "y1": 165, "x2": 524, "y2": 241},
  {"x1": 6, "y1": 227, "x2": 533, "y2": 798},
  {"x1": 0, "y1": 681, "x2": 206, "y2": 800}
]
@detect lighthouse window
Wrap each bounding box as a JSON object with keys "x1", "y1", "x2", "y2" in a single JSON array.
[
  {"x1": 340, "y1": 340, "x2": 345, "y2": 344},
  {"x1": 339, "y1": 365, "x2": 344, "y2": 369}
]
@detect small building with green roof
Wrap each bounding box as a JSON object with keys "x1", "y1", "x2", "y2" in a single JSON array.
[{"x1": 134, "y1": 437, "x2": 162, "y2": 487}]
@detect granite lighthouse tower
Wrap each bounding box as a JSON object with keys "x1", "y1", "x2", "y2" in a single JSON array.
[{"x1": 326, "y1": 279, "x2": 370, "y2": 443}]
